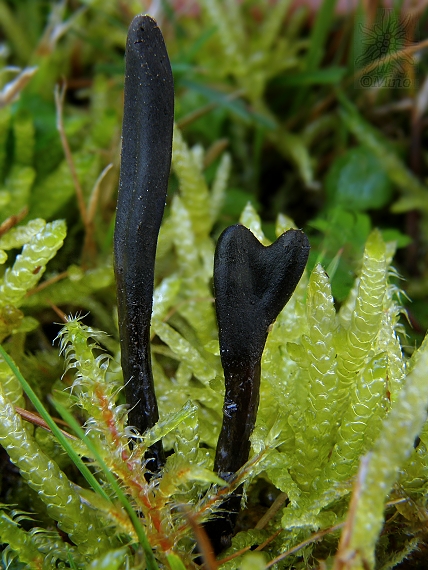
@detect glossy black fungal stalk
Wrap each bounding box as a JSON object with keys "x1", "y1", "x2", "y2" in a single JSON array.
[
  {"x1": 207, "y1": 225, "x2": 310, "y2": 552},
  {"x1": 114, "y1": 15, "x2": 174, "y2": 472}
]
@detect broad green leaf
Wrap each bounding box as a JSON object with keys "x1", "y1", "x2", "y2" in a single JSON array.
[{"x1": 326, "y1": 146, "x2": 392, "y2": 210}]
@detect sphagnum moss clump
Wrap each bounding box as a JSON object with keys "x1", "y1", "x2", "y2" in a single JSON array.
[
  {"x1": 2, "y1": 175, "x2": 428, "y2": 568},
  {"x1": 1, "y1": 15, "x2": 428, "y2": 570}
]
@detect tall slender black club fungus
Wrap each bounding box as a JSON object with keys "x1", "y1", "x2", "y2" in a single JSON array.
[
  {"x1": 114, "y1": 15, "x2": 174, "y2": 473},
  {"x1": 206, "y1": 224, "x2": 310, "y2": 552}
]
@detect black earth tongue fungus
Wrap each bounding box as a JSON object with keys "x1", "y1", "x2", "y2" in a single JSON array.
[
  {"x1": 206, "y1": 224, "x2": 310, "y2": 553},
  {"x1": 114, "y1": 15, "x2": 174, "y2": 474}
]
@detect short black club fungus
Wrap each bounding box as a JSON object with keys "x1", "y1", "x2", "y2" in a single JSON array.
[{"x1": 206, "y1": 225, "x2": 310, "y2": 552}]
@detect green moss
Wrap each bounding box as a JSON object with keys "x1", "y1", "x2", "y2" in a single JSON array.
[{"x1": 0, "y1": 3, "x2": 427, "y2": 568}]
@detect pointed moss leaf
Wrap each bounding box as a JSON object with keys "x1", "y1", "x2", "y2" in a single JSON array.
[
  {"x1": 176, "y1": 361, "x2": 193, "y2": 385},
  {"x1": 285, "y1": 341, "x2": 305, "y2": 364},
  {"x1": 0, "y1": 218, "x2": 45, "y2": 250},
  {"x1": 347, "y1": 340, "x2": 428, "y2": 566},
  {"x1": 336, "y1": 229, "x2": 387, "y2": 398},
  {"x1": 171, "y1": 194, "x2": 199, "y2": 272},
  {"x1": 88, "y1": 548, "x2": 128, "y2": 570},
  {"x1": 152, "y1": 319, "x2": 216, "y2": 383},
  {"x1": 381, "y1": 229, "x2": 412, "y2": 249},
  {"x1": 282, "y1": 505, "x2": 337, "y2": 532},
  {"x1": 172, "y1": 124, "x2": 211, "y2": 237},
  {"x1": 0, "y1": 509, "x2": 44, "y2": 568},
  {"x1": 326, "y1": 146, "x2": 392, "y2": 211},
  {"x1": 182, "y1": 384, "x2": 223, "y2": 412},
  {"x1": 0, "y1": 353, "x2": 24, "y2": 408},
  {"x1": 391, "y1": 195, "x2": 428, "y2": 213},
  {"x1": 143, "y1": 401, "x2": 200, "y2": 448},
  {"x1": 230, "y1": 529, "x2": 270, "y2": 552},
  {"x1": 152, "y1": 274, "x2": 182, "y2": 321},
  {"x1": 280, "y1": 481, "x2": 351, "y2": 535},
  {"x1": 276, "y1": 129, "x2": 314, "y2": 186},
  {"x1": 89, "y1": 75, "x2": 120, "y2": 149},
  {"x1": 29, "y1": 151, "x2": 100, "y2": 220},
  {"x1": 173, "y1": 403, "x2": 199, "y2": 464},
  {"x1": 184, "y1": 465, "x2": 225, "y2": 485},
  {"x1": 0, "y1": 219, "x2": 66, "y2": 308},
  {"x1": 52, "y1": 399, "x2": 157, "y2": 570},
  {"x1": 170, "y1": 195, "x2": 217, "y2": 345},
  {"x1": 239, "y1": 202, "x2": 269, "y2": 244},
  {"x1": 151, "y1": 357, "x2": 189, "y2": 420},
  {"x1": 240, "y1": 552, "x2": 266, "y2": 570},
  {"x1": 0, "y1": 165, "x2": 35, "y2": 222},
  {"x1": 289, "y1": 264, "x2": 339, "y2": 491},
  {"x1": 204, "y1": 340, "x2": 220, "y2": 355},
  {"x1": 260, "y1": 276, "x2": 307, "y2": 436},
  {"x1": 191, "y1": 0, "x2": 246, "y2": 76},
  {"x1": 338, "y1": 277, "x2": 360, "y2": 330},
  {"x1": 264, "y1": 451, "x2": 302, "y2": 506},
  {"x1": 15, "y1": 316, "x2": 38, "y2": 333},
  {"x1": 375, "y1": 284, "x2": 406, "y2": 402},
  {"x1": 166, "y1": 553, "x2": 188, "y2": 570},
  {"x1": 13, "y1": 110, "x2": 35, "y2": 167},
  {"x1": 256, "y1": 0, "x2": 295, "y2": 52},
  {"x1": 28, "y1": 159, "x2": 75, "y2": 219},
  {"x1": 0, "y1": 305, "x2": 24, "y2": 343},
  {"x1": 22, "y1": 264, "x2": 113, "y2": 308},
  {"x1": 156, "y1": 216, "x2": 175, "y2": 259},
  {"x1": 275, "y1": 212, "x2": 296, "y2": 236},
  {"x1": 0, "y1": 106, "x2": 11, "y2": 180},
  {"x1": 329, "y1": 354, "x2": 388, "y2": 481},
  {"x1": 210, "y1": 152, "x2": 231, "y2": 223}
]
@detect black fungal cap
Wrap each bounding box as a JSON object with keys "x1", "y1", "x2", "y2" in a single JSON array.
[{"x1": 214, "y1": 225, "x2": 310, "y2": 370}]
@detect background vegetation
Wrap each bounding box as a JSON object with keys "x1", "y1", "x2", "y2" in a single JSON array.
[{"x1": 1, "y1": 0, "x2": 428, "y2": 568}]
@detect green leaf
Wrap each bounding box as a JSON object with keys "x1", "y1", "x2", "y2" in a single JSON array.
[
  {"x1": 13, "y1": 109, "x2": 35, "y2": 167},
  {"x1": 240, "y1": 552, "x2": 266, "y2": 570},
  {"x1": 222, "y1": 188, "x2": 260, "y2": 219},
  {"x1": 88, "y1": 548, "x2": 128, "y2": 570},
  {"x1": 166, "y1": 553, "x2": 188, "y2": 570},
  {"x1": 0, "y1": 165, "x2": 35, "y2": 222},
  {"x1": 275, "y1": 129, "x2": 314, "y2": 187},
  {"x1": 326, "y1": 146, "x2": 392, "y2": 211},
  {"x1": 0, "y1": 105, "x2": 11, "y2": 180},
  {"x1": 276, "y1": 67, "x2": 346, "y2": 86},
  {"x1": 305, "y1": 0, "x2": 337, "y2": 72},
  {"x1": 180, "y1": 80, "x2": 252, "y2": 123},
  {"x1": 380, "y1": 229, "x2": 412, "y2": 248},
  {"x1": 338, "y1": 94, "x2": 428, "y2": 210}
]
